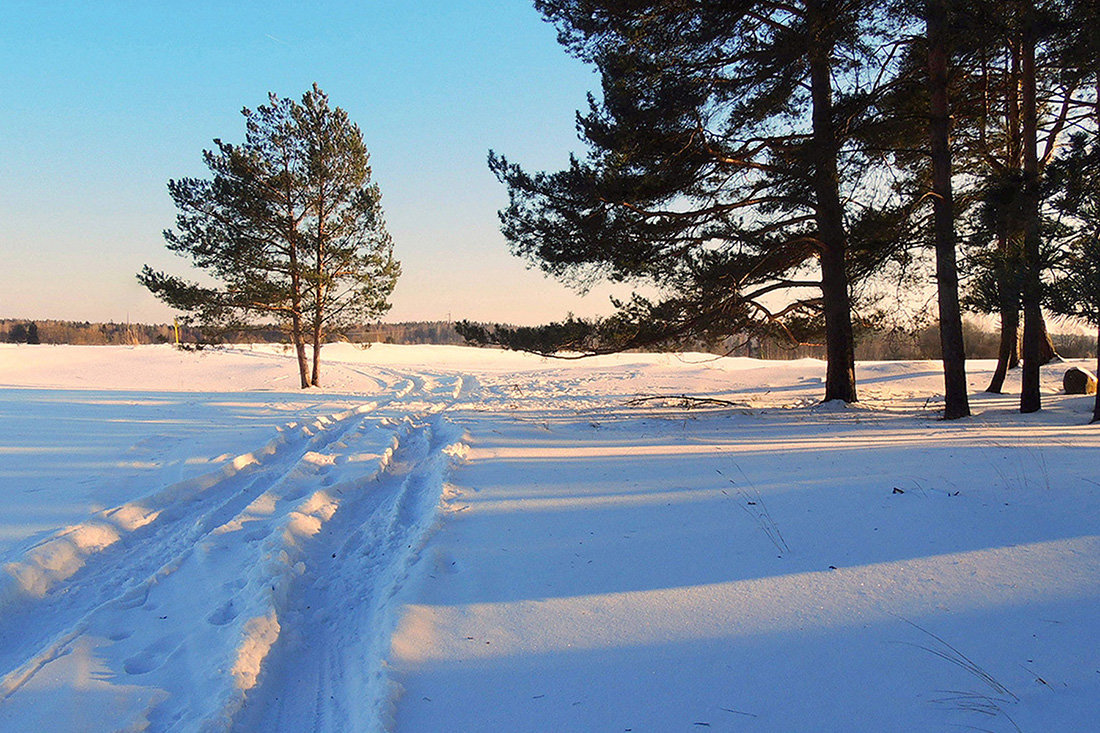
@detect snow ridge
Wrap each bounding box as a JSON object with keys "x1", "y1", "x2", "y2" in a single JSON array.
[{"x1": 0, "y1": 403, "x2": 381, "y2": 609}]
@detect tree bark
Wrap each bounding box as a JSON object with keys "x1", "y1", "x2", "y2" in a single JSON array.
[
  {"x1": 987, "y1": 229, "x2": 1020, "y2": 392},
  {"x1": 310, "y1": 166, "x2": 328, "y2": 387},
  {"x1": 288, "y1": 242, "x2": 311, "y2": 390},
  {"x1": 988, "y1": 40, "x2": 1023, "y2": 388},
  {"x1": 1036, "y1": 314, "x2": 1059, "y2": 365},
  {"x1": 1094, "y1": 58, "x2": 1100, "y2": 423},
  {"x1": 1091, "y1": 321, "x2": 1100, "y2": 422},
  {"x1": 926, "y1": 0, "x2": 970, "y2": 419},
  {"x1": 276, "y1": 136, "x2": 311, "y2": 390},
  {"x1": 1019, "y1": 6, "x2": 1042, "y2": 413},
  {"x1": 311, "y1": 328, "x2": 322, "y2": 387},
  {"x1": 311, "y1": 204, "x2": 326, "y2": 387},
  {"x1": 987, "y1": 300, "x2": 1019, "y2": 393},
  {"x1": 1094, "y1": 320, "x2": 1100, "y2": 423},
  {"x1": 807, "y1": 5, "x2": 857, "y2": 404}
]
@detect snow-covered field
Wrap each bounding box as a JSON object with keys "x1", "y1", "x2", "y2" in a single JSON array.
[{"x1": 0, "y1": 343, "x2": 1096, "y2": 732}]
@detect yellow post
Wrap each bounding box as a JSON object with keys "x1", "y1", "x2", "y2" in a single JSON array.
[{"x1": 173, "y1": 318, "x2": 180, "y2": 346}]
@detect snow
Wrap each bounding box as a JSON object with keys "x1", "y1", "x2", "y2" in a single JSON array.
[{"x1": 0, "y1": 342, "x2": 1096, "y2": 731}]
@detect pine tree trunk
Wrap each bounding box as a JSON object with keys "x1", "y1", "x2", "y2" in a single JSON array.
[
  {"x1": 988, "y1": 34, "x2": 1024, "y2": 390},
  {"x1": 310, "y1": 277, "x2": 323, "y2": 387},
  {"x1": 310, "y1": 192, "x2": 326, "y2": 387},
  {"x1": 278, "y1": 149, "x2": 311, "y2": 390},
  {"x1": 1094, "y1": 321, "x2": 1100, "y2": 423},
  {"x1": 987, "y1": 303, "x2": 1019, "y2": 393},
  {"x1": 988, "y1": 228, "x2": 1020, "y2": 392},
  {"x1": 1019, "y1": 8, "x2": 1042, "y2": 413},
  {"x1": 807, "y1": 11, "x2": 856, "y2": 404},
  {"x1": 311, "y1": 329, "x2": 322, "y2": 387},
  {"x1": 1094, "y1": 64, "x2": 1100, "y2": 423},
  {"x1": 288, "y1": 246, "x2": 311, "y2": 389},
  {"x1": 1036, "y1": 314, "x2": 1059, "y2": 365},
  {"x1": 292, "y1": 326, "x2": 310, "y2": 388},
  {"x1": 819, "y1": 247, "x2": 857, "y2": 403},
  {"x1": 926, "y1": 0, "x2": 970, "y2": 419},
  {"x1": 1091, "y1": 319, "x2": 1100, "y2": 422},
  {"x1": 311, "y1": 277, "x2": 323, "y2": 386}
]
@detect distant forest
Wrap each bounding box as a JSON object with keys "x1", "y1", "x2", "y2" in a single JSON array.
[
  {"x1": 0, "y1": 319, "x2": 468, "y2": 348},
  {"x1": 1, "y1": 317, "x2": 1094, "y2": 361}
]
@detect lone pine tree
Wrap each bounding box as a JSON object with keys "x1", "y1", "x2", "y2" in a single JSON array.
[
  {"x1": 465, "y1": 0, "x2": 910, "y2": 403},
  {"x1": 140, "y1": 85, "x2": 399, "y2": 388}
]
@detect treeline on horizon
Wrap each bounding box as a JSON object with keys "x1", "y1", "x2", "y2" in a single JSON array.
[
  {"x1": 2, "y1": 317, "x2": 1093, "y2": 362},
  {"x1": 0, "y1": 319, "x2": 468, "y2": 348}
]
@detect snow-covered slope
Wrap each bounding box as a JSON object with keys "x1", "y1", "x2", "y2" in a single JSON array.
[{"x1": 0, "y1": 343, "x2": 1096, "y2": 731}]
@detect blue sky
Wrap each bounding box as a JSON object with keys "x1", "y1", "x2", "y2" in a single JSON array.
[{"x1": 1, "y1": 1, "x2": 625, "y2": 324}]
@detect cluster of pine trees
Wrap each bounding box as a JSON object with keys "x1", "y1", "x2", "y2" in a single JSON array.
[
  {"x1": 460, "y1": 0, "x2": 1100, "y2": 421},
  {"x1": 345, "y1": 321, "x2": 471, "y2": 345},
  {"x1": 714, "y1": 319, "x2": 1096, "y2": 361},
  {"x1": 0, "y1": 319, "x2": 197, "y2": 345},
  {"x1": 141, "y1": 85, "x2": 400, "y2": 388},
  {"x1": 2, "y1": 322, "x2": 39, "y2": 344}
]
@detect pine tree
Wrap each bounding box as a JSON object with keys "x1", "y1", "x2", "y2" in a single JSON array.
[
  {"x1": 923, "y1": 0, "x2": 971, "y2": 418},
  {"x1": 297, "y1": 86, "x2": 401, "y2": 385},
  {"x1": 470, "y1": 0, "x2": 908, "y2": 403},
  {"x1": 140, "y1": 85, "x2": 399, "y2": 388}
]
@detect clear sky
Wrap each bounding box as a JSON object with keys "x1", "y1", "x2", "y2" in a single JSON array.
[{"x1": 1, "y1": 0, "x2": 627, "y2": 325}]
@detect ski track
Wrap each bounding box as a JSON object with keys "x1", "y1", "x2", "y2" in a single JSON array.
[{"x1": 0, "y1": 366, "x2": 469, "y2": 732}]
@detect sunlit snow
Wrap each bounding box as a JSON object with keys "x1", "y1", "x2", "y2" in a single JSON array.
[{"x1": 0, "y1": 343, "x2": 1096, "y2": 731}]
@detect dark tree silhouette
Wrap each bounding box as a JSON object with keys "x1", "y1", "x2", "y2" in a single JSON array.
[{"x1": 471, "y1": 0, "x2": 910, "y2": 403}]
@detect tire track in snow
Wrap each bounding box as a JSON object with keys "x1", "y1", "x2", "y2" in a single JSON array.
[
  {"x1": 346, "y1": 365, "x2": 479, "y2": 409},
  {"x1": 0, "y1": 360, "x2": 471, "y2": 731},
  {"x1": 0, "y1": 404, "x2": 406, "y2": 728},
  {"x1": 226, "y1": 414, "x2": 465, "y2": 733},
  {"x1": 146, "y1": 415, "x2": 419, "y2": 731}
]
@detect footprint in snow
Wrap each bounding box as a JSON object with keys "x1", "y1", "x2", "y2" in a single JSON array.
[
  {"x1": 106, "y1": 626, "x2": 133, "y2": 641},
  {"x1": 123, "y1": 635, "x2": 178, "y2": 675},
  {"x1": 206, "y1": 599, "x2": 238, "y2": 626}
]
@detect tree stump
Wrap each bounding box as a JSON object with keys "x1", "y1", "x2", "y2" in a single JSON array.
[{"x1": 1063, "y1": 367, "x2": 1098, "y2": 395}]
